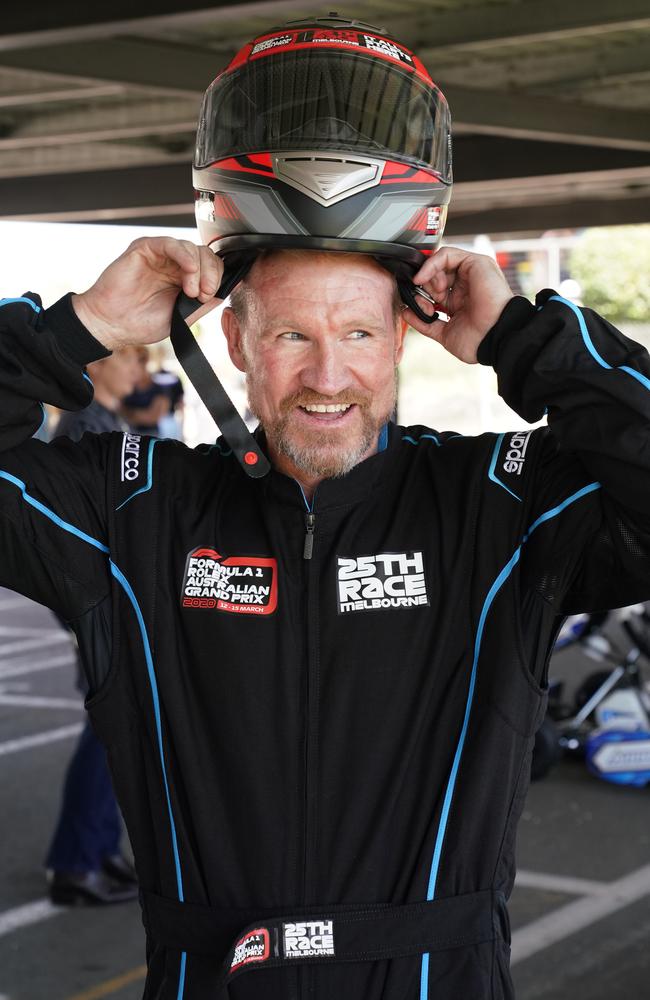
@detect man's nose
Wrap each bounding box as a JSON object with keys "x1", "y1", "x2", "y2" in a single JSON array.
[{"x1": 301, "y1": 343, "x2": 350, "y2": 396}]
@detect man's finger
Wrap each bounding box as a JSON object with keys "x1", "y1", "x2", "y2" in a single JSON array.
[
  {"x1": 413, "y1": 246, "x2": 473, "y2": 285},
  {"x1": 197, "y1": 246, "x2": 224, "y2": 299}
]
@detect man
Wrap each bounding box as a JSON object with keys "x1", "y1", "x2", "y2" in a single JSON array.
[
  {"x1": 46, "y1": 347, "x2": 140, "y2": 905},
  {"x1": 1, "y1": 230, "x2": 650, "y2": 1000},
  {"x1": 121, "y1": 345, "x2": 173, "y2": 438}
]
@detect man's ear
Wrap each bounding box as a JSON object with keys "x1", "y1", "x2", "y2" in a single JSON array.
[
  {"x1": 221, "y1": 307, "x2": 247, "y2": 373},
  {"x1": 394, "y1": 314, "x2": 408, "y2": 365}
]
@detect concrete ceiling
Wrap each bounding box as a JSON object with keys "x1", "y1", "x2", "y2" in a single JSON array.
[{"x1": 0, "y1": 0, "x2": 649, "y2": 236}]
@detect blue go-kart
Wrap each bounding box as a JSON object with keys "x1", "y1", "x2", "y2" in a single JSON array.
[{"x1": 531, "y1": 605, "x2": 650, "y2": 785}]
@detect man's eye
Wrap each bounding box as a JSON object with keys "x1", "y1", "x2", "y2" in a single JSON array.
[
  {"x1": 280, "y1": 331, "x2": 306, "y2": 341},
  {"x1": 348, "y1": 330, "x2": 370, "y2": 340}
]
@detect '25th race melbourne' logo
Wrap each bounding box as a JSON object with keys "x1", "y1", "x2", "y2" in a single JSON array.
[
  {"x1": 181, "y1": 548, "x2": 278, "y2": 615},
  {"x1": 337, "y1": 551, "x2": 429, "y2": 614}
]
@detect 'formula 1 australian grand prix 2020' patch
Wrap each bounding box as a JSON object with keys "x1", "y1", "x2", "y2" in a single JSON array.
[
  {"x1": 230, "y1": 928, "x2": 271, "y2": 972},
  {"x1": 336, "y1": 550, "x2": 429, "y2": 614},
  {"x1": 181, "y1": 547, "x2": 278, "y2": 615}
]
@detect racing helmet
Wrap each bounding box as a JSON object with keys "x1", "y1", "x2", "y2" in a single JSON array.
[{"x1": 193, "y1": 14, "x2": 452, "y2": 273}]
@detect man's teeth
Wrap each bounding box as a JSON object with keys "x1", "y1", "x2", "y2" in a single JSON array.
[{"x1": 303, "y1": 403, "x2": 351, "y2": 413}]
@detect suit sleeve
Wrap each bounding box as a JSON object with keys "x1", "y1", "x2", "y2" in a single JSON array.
[
  {"x1": 478, "y1": 290, "x2": 650, "y2": 614},
  {"x1": 0, "y1": 294, "x2": 114, "y2": 618}
]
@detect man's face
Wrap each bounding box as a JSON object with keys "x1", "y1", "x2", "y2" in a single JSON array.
[{"x1": 222, "y1": 252, "x2": 406, "y2": 482}]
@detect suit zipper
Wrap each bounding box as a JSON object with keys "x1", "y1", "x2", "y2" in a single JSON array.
[
  {"x1": 298, "y1": 485, "x2": 319, "y2": 997},
  {"x1": 298, "y1": 485, "x2": 319, "y2": 901},
  {"x1": 304, "y1": 512, "x2": 316, "y2": 559}
]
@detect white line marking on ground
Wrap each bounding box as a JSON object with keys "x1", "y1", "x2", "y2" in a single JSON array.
[
  {"x1": 0, "y1": 653, "x2": 75, "y2": 680},
  {"x1": 0, "y1": 898, "x2": 60, "y2": 939},
  {"x1": 0, "y1": 723, "x2": 83, "y2": 757},
  {"x1": 511, "y1": 862, "x2": 650, "y2": 965},
  {"x1": 0, "y1": 694, "x2": 83, "y2": 711},
  {"x1": 0, "y1": 634, "x2": 72, "y2": 658},
  {"x1": 515, "y1": 869, "x2": 610, "y2": 897}
]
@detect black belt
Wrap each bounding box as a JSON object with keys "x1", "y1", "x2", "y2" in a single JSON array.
[{"x1": 141, "y1": 888, "x2": 502, "y2": 987}]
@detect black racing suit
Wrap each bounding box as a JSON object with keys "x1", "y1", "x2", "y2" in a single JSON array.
[{"x1": 1, "y1": 290, "x2": 650, "y2": 999}]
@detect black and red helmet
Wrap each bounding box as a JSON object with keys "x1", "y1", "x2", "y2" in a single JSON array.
[{"x1": 193, "y1": 14, "x2": 452, "y2": 271}]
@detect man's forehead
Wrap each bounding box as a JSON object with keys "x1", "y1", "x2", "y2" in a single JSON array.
[
  {"x1": 247, "y1": 251, "x2": 397, "y2": 323},
  {"x1": 258, "y1": 291, "x2": 391, "y2": 331},
  {"x1": 253, "y1": 249, "x2": 391, "y2": 286}
]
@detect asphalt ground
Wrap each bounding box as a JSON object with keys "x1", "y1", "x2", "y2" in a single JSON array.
[{"x1": 1, "y1": 587, "x2": 648, "y2": 1000}]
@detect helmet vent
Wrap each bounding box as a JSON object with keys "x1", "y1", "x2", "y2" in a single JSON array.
[{"x1": 272, "y1": 152, "x2": 384, "y2": 207}]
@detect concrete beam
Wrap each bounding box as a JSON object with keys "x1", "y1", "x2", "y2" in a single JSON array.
[
  {"x1": 452, "y1": 166, "x2": 650, "y2": 213},
  {"x1": 0, "y1": 162, "x2": 191, "y2": 218},
  {"x1": 412, "y1": 0, "x2": 650, "y2": 52},
  {"x1": 4, "y1": 0, "x2": 650, "y2": 53},
  {"x1": 2, "y1": 39, "x2": 648, "y2": 153},
  {"x1": 452, "y1": 135, "x2": 650, "y2": 183},
  {"x1": 0, "y1": 38, "x2": 220, "y2": 96},
  {"x1": 445, "y1": 85, "x2": 650, "y2": 151},
  {"x1": 0, "y1": 85, "x2": 126, "y2": 109},
  {"x1": 0, "y1": 1, "x2": 303, "y2": 51},
  {"x1": 446, "y1": 195, "x2": 650, "y2": 236}
]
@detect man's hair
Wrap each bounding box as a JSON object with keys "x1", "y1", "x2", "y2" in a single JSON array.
[{"x1": 228, "y1": 249, "x2": 404, "y2": 328}]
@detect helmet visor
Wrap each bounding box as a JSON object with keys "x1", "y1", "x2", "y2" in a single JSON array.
[{"x1": 195, "y1": 49, "x2": 451, "y2": 182}]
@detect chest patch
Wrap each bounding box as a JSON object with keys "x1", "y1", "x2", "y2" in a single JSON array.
[
  {"x1": 181, "y1": 547, "x2": 278, "y2": 615},
  {"x1": 283, "y1": 920, "x2": 336, "y2": 960},
  {"x1": 337, "y1": 551, "x2": 429, "y2": 614},
  {"x1": 230, "y1": 927, "x2": 270, "y2": 972}
]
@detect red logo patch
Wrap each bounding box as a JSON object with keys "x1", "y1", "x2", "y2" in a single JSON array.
[
  {"x1": 181, "y1": 548, "x2": 278, "y2": 615},
  {"x1": 230, "y1": 927, "x2": 270, "y2": 972}
]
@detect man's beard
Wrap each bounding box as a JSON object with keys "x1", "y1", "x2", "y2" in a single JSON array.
[{"x1": 247, "y1": 380, "x2": 396, "y2": 480}]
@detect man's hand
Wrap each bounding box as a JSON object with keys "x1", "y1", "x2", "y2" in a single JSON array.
[
  {"x1": 404, "y1": 247, "x2": 514, "y2": 364},
  {"x1": 71, "y1": 237, "x2": 224, "y2": 351}
]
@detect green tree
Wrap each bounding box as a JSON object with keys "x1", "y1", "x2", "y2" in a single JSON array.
[{"x1": 569, "y1": 226, "x2": 650, "y2": 322}]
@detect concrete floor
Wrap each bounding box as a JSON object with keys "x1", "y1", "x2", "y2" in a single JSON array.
[{"x1": 1, "y1": 588, "x2": 648, "y2": 1000}]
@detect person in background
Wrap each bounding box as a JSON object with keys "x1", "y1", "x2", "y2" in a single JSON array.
[
  {"x1": 120, "y1": 344, "x2": 171, "y2": 437},
  {"x1": 46, "y1": 347, "x2": 141, "y2": 905},
  {"x1": 151, "y1": 345, "x2": 185, "y2": 440}
]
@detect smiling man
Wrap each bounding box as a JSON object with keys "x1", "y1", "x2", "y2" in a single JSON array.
[
  {"x1": 2, "y1": 232, "x2": 650, "y2": 1000},
  {"x1": 3, "y1": 14, "x2": 650, "y2": 1000}
]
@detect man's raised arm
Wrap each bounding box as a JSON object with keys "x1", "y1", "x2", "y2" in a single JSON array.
[
  {"x1": 0, "y1": 237, "x2": 222, "y2": 619},
  {"x1": 407, "y1": 246, "x2": 650, "y2": 614}
]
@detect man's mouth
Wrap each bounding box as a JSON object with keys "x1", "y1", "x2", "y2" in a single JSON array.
[
  {"x1": 302, "y1": 403, "x2": 352, "y2": 414},
  {"x1": 296, "y1": 402, "x2": 357, "y2": 422}
]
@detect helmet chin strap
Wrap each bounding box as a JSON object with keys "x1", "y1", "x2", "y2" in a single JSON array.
[
  {"x1": 172, "y1": 252, "x2": 270, "y2": 478},
  {"x1": 373, "y1": 256, "x2": 439, "y2": 325}
]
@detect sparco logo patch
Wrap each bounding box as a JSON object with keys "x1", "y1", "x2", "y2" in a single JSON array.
[
  {"x1": 181, "y1": 548, "x2": 278, "y2": 615},
  {"x1": 230, "y1": 928, "x2": 270, "y2": 972},
  {"x1": 121, "y1": 432, "x2": 142, "y2": 482},
  {"x1": 283, "y1": 920, "x2": 335, "y2": 960},
  {"x1": 503, "y1": 430, "x2": 532, "y2": 475},
  {"x1": 337, "y1": 551, "x2": 429, "y2": 614}
]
